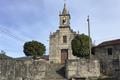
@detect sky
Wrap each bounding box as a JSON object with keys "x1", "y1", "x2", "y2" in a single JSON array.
[{"x1": 0, "y1": 0, "x2": 120, "y2": 58}]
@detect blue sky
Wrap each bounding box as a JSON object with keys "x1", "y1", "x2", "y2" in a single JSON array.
[{"x1": 0, "y1": 0, "x2": 120, "y2": 57}]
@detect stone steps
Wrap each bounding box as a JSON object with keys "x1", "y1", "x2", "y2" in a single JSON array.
[{"x1": 45, "y1": 64, "x2": 66, "y2": 80}]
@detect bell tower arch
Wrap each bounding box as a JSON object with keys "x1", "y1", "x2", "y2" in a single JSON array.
[{"x1": 59, "y1": 3, "x2": 71, "y2": 28}]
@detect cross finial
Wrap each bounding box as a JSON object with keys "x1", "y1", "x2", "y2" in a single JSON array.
[
  {"x1": 64, "y1": 0, "x2": 66, "y2": 2},
  {"x1": 64, "y1": 0, "x2": 66, "y2": 5}
]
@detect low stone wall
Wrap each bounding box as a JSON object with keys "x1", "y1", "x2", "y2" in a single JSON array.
[
  {"x1": 0, "y1": 59, "x2": 47, "y2": 80},
  {"x1": 0, "y1": 59, "x2": 65, "y2": 80},
  {"x1": 66, "y1": 59, "x2": 100, "y2": 79},
  {"x1": 1, "y1": 58, "x2": 117, "y2": 80}
]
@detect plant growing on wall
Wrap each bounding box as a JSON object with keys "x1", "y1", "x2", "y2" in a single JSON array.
[
  {"x1": 23, "y1": 40, "x2": 46, "y2": 59},
  {"x1": 71, "y1": 34, "x2": 91, "y2": 58}
]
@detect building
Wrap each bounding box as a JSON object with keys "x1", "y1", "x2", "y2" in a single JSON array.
[
  {"x1": 93, "y1": 39, "x2": 120, "y2": 80},
  {"x1": 49, "y1": 3, "x2": 77, "y2": 64},
  {"x1": 93, "y1": 39, "x2": 120, "y2": 60}
]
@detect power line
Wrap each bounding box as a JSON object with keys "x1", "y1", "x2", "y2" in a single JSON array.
[
  {"x1": 0, "y1": 48, "x2": 19, "y2": 53},
  {"x1": 0, "y1": 26, "x2": 26, "y2": 42},
  {"x1": 0, "y1": 30, "x2": 25, "y2": 42}
]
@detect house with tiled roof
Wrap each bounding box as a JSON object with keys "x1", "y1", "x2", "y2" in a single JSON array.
[{"x1": 92, "y1": 39, "x2": 120, "y2": 80}]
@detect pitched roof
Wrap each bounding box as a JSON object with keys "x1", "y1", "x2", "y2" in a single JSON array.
[{"x1": 97, "y1": 39, "x2": 120, "y2": 47}]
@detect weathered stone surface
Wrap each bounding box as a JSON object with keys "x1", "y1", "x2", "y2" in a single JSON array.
[
  {"x1": 0, "y1": 60, "x2": 46, "y2": 80},
  {"x1": 0, "y1": 54, "x2": 118, "y2": 80},
  {"x1": 45, "y1": 63, "x2": 65, "y2": 80},
  {"x1": 49, "y1": 27, "x2": 77, "y2": 63},
  {"x1": 66, "y1": 59, "x2": 100, "y2": 79},
  {"x1": 0, "y1": 58, "x2": 66, "y2": 80},
  {"x1": 94, "y1": 44, "x2": 120, "y2": 80}
]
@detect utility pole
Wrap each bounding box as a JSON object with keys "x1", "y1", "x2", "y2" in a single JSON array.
[
  {"x1": 87, "y1": 15, "x2": 92, "y2": 59},
  {"x1": 64, "y1": 0, "x2": 66, "y2": 3}
]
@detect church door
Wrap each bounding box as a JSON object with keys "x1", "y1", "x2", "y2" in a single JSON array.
[{"x1": 61, "y1": 49, "x2": 68, "y2": 64}]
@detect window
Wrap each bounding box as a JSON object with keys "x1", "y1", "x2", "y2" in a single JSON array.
[
  {"x1": 107, "y1": 48, "x2": 112, "y2": 55},
  {"x1": 62, "y1": 19, "x2": 65, "y2": 24},
  {"x1": 91, "y1": 47, "x2": 95, "y2": 55},
  {"x1": 63, "y1": 36, "x2": 67, "y2": 43}
]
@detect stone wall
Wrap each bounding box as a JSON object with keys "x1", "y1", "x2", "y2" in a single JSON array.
[
  {"x1": 94, "y1": 45, "x2": 120, "y2": 79},
  {"x1": 0, "y1": 59, "x2": 65, "y2": 80},
  {"x1": 0, "y1": 60, "x2": 46, "y2": 80},
  {"x1": 94, "y1": 45, "x2": 120, "y2": 61},
  {"x1": 66, "y1": 59, "x2": 100, "y2": 79},
  {"x1": 0, "y1": 54, "x2": 118, "y2": 80}
]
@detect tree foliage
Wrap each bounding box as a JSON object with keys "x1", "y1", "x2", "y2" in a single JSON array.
[
  {"x1": 71, "y1": 34, "x2": 91, "y2": 58},
  {"x1": 23, "y1": 40, "x2": 46, "y2": 57}
]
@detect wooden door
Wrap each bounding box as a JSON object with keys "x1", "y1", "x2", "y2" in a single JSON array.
[{"x1": 61, "y1": 49, "x2": 68, "y2": 64}]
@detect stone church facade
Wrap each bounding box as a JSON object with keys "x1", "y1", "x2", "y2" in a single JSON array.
[{"x1": 49, "y1": 4, "x2": 77, "y2": 63}]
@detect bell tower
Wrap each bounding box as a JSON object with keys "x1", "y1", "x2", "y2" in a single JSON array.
[{"x1": 59, "y1": 2, "x2": 71, "y2": 28}]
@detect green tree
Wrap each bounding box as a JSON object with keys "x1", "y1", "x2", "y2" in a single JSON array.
[
  {"x1": 71, "y1": 34, "x2": 91, "y2": 58},
  {"x1": 23, "y1": 40, "x2": 46, "y2": 58}
]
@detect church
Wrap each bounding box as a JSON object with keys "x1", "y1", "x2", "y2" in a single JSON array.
[
  {"x1": 0, "y1": 1, "x2": 119, "y2": 80},
  {"x1": 49, "y1": 3, "x2": 77, "y2": 64}
]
